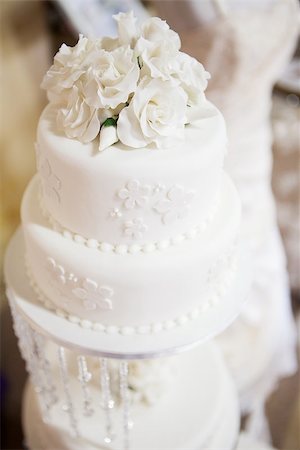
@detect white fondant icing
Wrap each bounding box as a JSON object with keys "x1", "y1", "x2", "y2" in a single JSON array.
[
  {"x1": 36, "y1": 101, "x2": 226, "y2": 246},
  {"x1": 22, "y1": 173, "x2": 240, "y2": 333},
  {"x1": 39, "y1": 184, "x2": 220, "y2": 254},
  {"x1": 153, "y1": 184, "x2": 195, "y2": 224}
]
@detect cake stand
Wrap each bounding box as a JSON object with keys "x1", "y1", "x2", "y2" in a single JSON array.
[{"x1": 5, "y1": 228, "x2": 252, "y2": 449}]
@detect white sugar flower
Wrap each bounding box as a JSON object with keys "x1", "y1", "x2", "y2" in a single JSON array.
[
  {"x1": 140, "y1": 17, "x2": 181, "y2": 51},
  {"x1": 117, "y1": 77, "x2": 187, "y2": 148},
  {"x1": 57, "y1": 84, "x2": 101, "y2": 143},
  {"x1": 172, "y1": 52, "x2": 211, "y2": 122},
  {"x1": 99, "y1": 123, "x2": 118, "y2": 152},
  {"x1": 41, "y1": 35, "x2": 97, "y2": 103},
  {"x1": 73, "y1": 279, "x2": 114, "y2": 312},
  {"x1": 113, "y1": 11, "x2": 139, "y2": 47},
  {"x1": 124, "y1": 218, "x2": 148, "y2": 240},
  {"x1": 154, "y1": 185, "x2": 195, "y2": 224},
  {"x1": 136, "y1": 39, "x2": 179, "y2": 82},
  {"x1": 134, "y1": 17, "x2": 181, "y2": 82},
  {"x1": 83, "y1": 46, "x2": 139, "y2": 110}
]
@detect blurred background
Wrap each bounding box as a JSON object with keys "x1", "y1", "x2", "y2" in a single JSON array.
[{"x1": 0, "y1": 1, "x2": 299, "y2": 449}]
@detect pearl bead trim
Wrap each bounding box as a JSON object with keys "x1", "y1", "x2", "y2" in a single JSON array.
[
  {"x1": 38, "y1": 188, "x2": 220, "y2": 255},
  {"x1": 24, "y1": 251, "x2": 238, "y2": 336}
]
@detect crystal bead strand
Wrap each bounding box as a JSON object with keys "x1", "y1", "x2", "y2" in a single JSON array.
[
  {"x1": 8, "y1": 298, "x2": 51, "y2": 421},
  {"x1": 58, "y1": 346, "x2": 79, "y2": 438},
  {"x1": 77, "y1": 355, "x2": 94, "y2": 417},
  {"x1": 99, "y1": 357, "x2": 115, "y2": 444},
  {"x1": 119, "y1": 361, "x2": 131, "y2": 450},
  {"x1": 32, "y1": 331, "x2": 57, "y2": 407}
]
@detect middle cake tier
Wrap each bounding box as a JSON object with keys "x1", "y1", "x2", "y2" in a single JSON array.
[{"x1": 22, "y1": 173, "x2": 240, "y2": 334}]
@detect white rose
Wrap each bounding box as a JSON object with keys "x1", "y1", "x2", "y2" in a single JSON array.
[
  {"x1": 113, "y1": 11, "x2": 139, "y2": 47},
  {"x1": 140, "y1": 17, "x2": 181, "y2": 50},
  {"x1": 83, "y1": 45, "x2": 139, "y2": 110},
  {"x1": 41, "y1": 35, "x2": 97, "y2": 102},
  {"x1": 172, "y1": 52, "x2": 211, "y2": 122},
  {"x1": 57, "y1": 84, "x2": 100, "y2": 143},
  {"x1": 117, "y1": 77, "x2": 187, "y2": 148},
  {"x1": 136, "y1": 38, "x2": 179, "y2": 82},
  {"x1": 134, "y1": 17, "x2": 181, "y2": 84}
]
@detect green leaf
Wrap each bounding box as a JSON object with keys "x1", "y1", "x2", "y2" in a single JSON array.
[{"x1": 102, "y1": 117, "x2": 117, "y2": 128}]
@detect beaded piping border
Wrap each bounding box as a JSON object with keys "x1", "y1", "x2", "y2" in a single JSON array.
[
  {"x1": 38, "y1": 187, "x2": 220, "y2": 255},
  {"x1": 24, "y1": 250, "x2": 238, "y2": 336}
]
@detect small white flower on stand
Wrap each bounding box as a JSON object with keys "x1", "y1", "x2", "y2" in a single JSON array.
[{"x1": 124, "y1": 218, "x2": 148, "y2": 240}]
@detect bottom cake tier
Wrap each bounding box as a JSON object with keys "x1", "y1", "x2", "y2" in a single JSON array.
[{"x1": 22, "y1": 342, "x2": 240, "y2": 450}]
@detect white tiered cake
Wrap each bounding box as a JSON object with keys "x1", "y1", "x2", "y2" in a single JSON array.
[
  {"x1": 5, "y1": 12, "x2": 246, "y2": 450},
  {"x1": 21, "y1": 12, "x2": 240, "y2": 335}
]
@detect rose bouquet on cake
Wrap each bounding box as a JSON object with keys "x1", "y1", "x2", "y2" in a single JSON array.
[{"x1": 42, "y1": 11, "x2": 211, "y2": 151}]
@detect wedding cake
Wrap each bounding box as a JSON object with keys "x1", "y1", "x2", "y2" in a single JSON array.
[
  {"x1": 5, "y1": 12, "x2": 244, "y2": 450},
  {"x1": 22, "y1": 12, "x2": 240, "y2": 335}
]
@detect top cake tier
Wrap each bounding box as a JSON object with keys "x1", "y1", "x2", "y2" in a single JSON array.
[
  {"x1": 37, "y1": 12, "x2": 227, "y2": 251},
  {"x1": 36, "y1": 102, "x2": 226, "y2": 249}
]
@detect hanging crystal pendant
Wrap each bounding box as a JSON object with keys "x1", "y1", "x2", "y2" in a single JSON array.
[
  {"x1": 32, "y1": 331, "x2": 57, "y2": 407},
  {"x1": 9, "y1": 299, "x2": 52, "y2": 421},
  {"x1": 119, "y1": 360, "x2": 132, "y2": 450},
  {"x1": 99, "y1": 357, "x2": 115, "y2": 444},
  {"x1": 58, "y1": 346, "x2": 79, "y2": 438},
  {"x1": 77, "y1": 355, "x2": 94, "y2": 417}
]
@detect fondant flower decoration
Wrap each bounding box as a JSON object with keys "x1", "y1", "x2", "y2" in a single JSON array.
[
  {"x1": 124, "y1": 218, "x2": 148, "y2": 239},
  {"x1": 117, "y1": 77, "x2": 187, "y2": 148},
  {"x1": 153, "y1": 185, "x2": 195, "y2": 224},
  {"x1": 41, "y1": 13, "x2": 211, "y2": 151},
  {"x1": 47, "y1": 257, "x2": 66, "y2": 284},
  {"x1": 37, "y1": 154, "x2": 61, "y2": 204},
  {"x1": 46, "y1": 257, "x2": 79, "y2": 307},
  {"x1": 118, "y1": 179, "x2": 151, "y2": 209},
  {"x1": 72, "y1": 279, "x2": 114, "y2": 312}
]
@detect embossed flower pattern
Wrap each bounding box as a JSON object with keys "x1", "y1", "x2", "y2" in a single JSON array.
[
  {"x1": 118, "y1": 179, "x2": 151, "y2": 209},
  {"x1": 41, "y1": 159, "x2": 62, "y2": 203},
  {"x1": 46, "y1": 257, "x2": 113, "y2": 312},
  {"x1": 124, "y1": 217, "x2": 148, "y2": 239},
  {"x1": 36, "y1": 144, "x2": 62, "y2": 204},
  {"x1": 153, "y1": 185, "x2": 195, "y2": 224},
  {"x1": 72, "y1": 280, "x2": 114, "y2": 311},
  {"x1": 46, "y1": 257, "x2": 78, "y2": 306}
]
